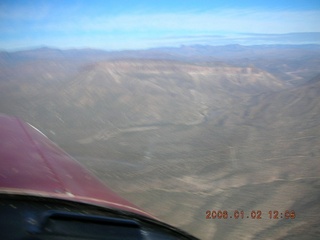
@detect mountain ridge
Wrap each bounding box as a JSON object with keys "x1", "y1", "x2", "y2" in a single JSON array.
[
  {"x1": 0, "y1": 47, "x2": 319, "y2": 240},
  {"x1": 2, "y1": 44, "x2": 319, "y2": 86}
]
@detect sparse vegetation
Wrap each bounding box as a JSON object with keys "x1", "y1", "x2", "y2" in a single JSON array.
[{"x1": 1, "y1": 45, "x2": 320, "y2": 239}]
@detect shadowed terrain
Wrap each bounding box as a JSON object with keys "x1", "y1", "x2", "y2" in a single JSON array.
[{"x1": 0, "y1": 45, "x2": 319, "y2": 239}]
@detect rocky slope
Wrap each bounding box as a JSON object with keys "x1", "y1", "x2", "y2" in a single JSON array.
[{"x1": 0, "y1": 49, "x2": 319, "y2": 239}]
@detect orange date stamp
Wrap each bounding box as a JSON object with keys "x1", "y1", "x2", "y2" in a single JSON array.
[{"x1": 205, "y1": 210, "x2": 296, "y2": 220}]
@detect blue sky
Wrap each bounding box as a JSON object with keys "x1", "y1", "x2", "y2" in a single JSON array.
[{"x1": 1, "y1": 0, "x2": 320, "y2": 50}]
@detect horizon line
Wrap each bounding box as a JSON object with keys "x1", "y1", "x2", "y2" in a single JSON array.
[{"x1": 2, "y1": 42, "x2": 320, "y2": 53}]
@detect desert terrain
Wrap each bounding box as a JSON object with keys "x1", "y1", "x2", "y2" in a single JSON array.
[{"x1": 0, "y1": 45, "x2": 319, "y2": 239}]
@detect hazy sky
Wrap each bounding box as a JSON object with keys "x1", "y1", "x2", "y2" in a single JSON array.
[{"x1": 1, "y1": 0, "x2": 320, "y2": 50}]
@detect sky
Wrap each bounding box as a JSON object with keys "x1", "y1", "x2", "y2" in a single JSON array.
[{"x1": 1, "y1": 0, "x2": 320, "y2": 51}]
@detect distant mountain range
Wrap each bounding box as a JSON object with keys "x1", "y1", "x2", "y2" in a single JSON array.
[{"x1": 2, "y1": 44, "x2": 319, "y2": 85}]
